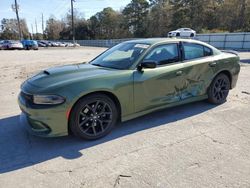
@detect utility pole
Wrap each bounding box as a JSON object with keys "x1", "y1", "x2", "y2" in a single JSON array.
[
  {"x1": 71, "y1": 0, "x2": 75, "y2": 44},
  {"x1": 12, "y1": 0, "x2": 22, "y2": 40},
  {"x1": 42, "y1": 13, "x2": 44, "y2": 39},
  {"x1": 35, "y1": 19, "x2": 38, "y2": 34},
  {"x1": 31, "y1": 24, "x2": 34, "y2": 39},
  {"x1": 34, "y1": 19, "x2": 38, "y2": 40}
]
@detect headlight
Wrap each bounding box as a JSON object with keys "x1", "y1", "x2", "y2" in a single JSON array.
[{"x1": 33, "y1": 95, "x2": 65, "y2": 105}]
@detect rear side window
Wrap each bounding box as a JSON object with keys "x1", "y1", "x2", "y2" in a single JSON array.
[
  {"x1": 204, "y1": 46, "x2": 213, "y2": 56},
  {"x1": 183, "y1": 43, "x2": 213, "y2": 60},
  {"x1": 144, "y1": 43, "x2": 180, "y2": 65}
]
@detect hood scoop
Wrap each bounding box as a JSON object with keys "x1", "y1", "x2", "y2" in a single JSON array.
[
  {"x1": 42, "y1": 65, "x2": 80, "y2": 76},
  {"x1": 43, "y1": 70, "x2": 50, "y2": 75}
]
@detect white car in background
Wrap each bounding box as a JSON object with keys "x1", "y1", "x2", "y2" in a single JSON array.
[
  {"x1": 168, "y1": 28, "x2": 196, "y2": 38},
  {"x1": 2, "y1": 40, "x2": 23, "y2": 50}
]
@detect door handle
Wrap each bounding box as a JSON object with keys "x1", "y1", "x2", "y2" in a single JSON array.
[
  {"x1": 176, "y1": 70, "x2": 183, "y2": 76},
  {"x1": 209, "y1": 62, "x2": 217, "y2": 67}
]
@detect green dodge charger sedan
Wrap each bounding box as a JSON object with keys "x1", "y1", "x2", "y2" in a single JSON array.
[{"x1": 18, "y1": 38, "x2": 240, "y2": 140}]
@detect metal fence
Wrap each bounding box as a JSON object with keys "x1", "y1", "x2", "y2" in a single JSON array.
[
  {"x1": 196, "y1": 32, "x2": 250, "y2": 50},
  {"x1": 75, "y1": 32, "x2": 250, "y2": 50}
]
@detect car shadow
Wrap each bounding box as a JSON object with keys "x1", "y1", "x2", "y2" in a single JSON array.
[{"x1": 0, "y1": 101, "x2": 216, "y2": 174}]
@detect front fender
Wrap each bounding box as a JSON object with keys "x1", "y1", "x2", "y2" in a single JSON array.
[{"x1": 61, "y1": 71, "x2": 134, "y2": 120}]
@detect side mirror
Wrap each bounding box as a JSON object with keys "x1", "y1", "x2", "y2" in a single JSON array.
[{"x1": 138, "y1": 60, "x2": 157, "y2": 71}]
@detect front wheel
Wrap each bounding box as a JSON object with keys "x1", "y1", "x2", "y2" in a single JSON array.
[
  {"x1": 69, "y1": 94, "x2": 118, "y2": 140},
  {"x1": 208, "y1": 73, "x2": 230, "y2": 104}
]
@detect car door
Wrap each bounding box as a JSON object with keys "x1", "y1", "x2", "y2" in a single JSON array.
[
  {"x1": 133, "y1": 43, "x2": 186, "y2": 113},
  {"x1": 180, "y1": 42, "x2": 215, "y2": 99},
  {"x1": 182, "y1": 29, "x2": 190, "y2": 37},
  {"x1": 179, "y1": 29, "x2": 185, "y2": 37}
]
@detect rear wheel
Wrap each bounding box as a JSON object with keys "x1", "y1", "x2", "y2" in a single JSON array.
[
  {"x1": 208, "y1": 73, "x2": 230, "y2": 104},
  {"x1": 70, "y1": 94, "x2": 118, "y2": 140}
]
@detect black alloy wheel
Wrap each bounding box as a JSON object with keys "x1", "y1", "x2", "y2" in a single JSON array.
[
  {"x1": 70, "y1": 94, "x2": 118, "y2": 140},
  {"x1": 208, "y1": 73, "x2": 230, "y2": 104}
]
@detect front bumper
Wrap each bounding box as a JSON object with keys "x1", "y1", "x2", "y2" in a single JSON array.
[
  {"x1": 20, "y1": 112, "x2": 51, "y2": 137},
  {"x1": 168, "y1": 33, "x2": 176, "y2": 37},
  {"x1": 18, "y1": 93, "x2": 69, "y2": 137}
]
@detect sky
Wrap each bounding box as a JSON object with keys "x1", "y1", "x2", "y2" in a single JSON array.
[{"x1": 0, "y1": 0, "x2": 131, "y2": 33}]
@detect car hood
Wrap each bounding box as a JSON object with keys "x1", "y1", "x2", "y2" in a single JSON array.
[{"x1": 26, "y1": 63, "x2": 117, "y2": 89}]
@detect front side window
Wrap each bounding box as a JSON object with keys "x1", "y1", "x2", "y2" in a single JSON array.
[
  {"x1": 144, "y1": 44, "x2": 179, "y2": 65},
  {"x1": 183, "y1": 43, "x2": 213, "y2": 60},
  {"x1": 90, "y1": 42, "x2": 149, "y2": 69}
]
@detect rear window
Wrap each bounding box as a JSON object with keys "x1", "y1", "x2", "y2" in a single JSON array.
[
  {"x1": 183, "y1": 43, "x2": 213, "y2": 60},
  {"x1": 204, "y1": 46, "x2": 213, "y2": 56}
]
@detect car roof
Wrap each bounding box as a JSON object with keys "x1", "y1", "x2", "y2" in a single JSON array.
[
  {"x1": 125, "y1": 38, "x2": 221, "y2": 54},
  {"x1": 126, "y1": 38, "x2": 202, "y2": 45}
]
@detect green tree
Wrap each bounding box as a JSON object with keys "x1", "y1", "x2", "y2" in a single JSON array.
[
  {"x1": 147, "y1": 0, "x2": 172, "y2": 37},
  {"x1": 36, "y1": 0, "x2": 250, "y2": 40},
  {"x1": 45, "y1": 16, "x2": 64, "y2": 40},
  {"x1": 218, "y1": 0, "x2": 250, "y2": 32},
  {"x1": 89, "y1": 7, "x2": 130, "y2": 39},
  {"x1": 59, "y1": 9, "x2": 90, "y2": 40},
  {"x1": 122, "y1": 0, "x2": 149, "y2": 37},
  {"x1": 0, "y1": 18, "x2": 29, "y2": 39}
]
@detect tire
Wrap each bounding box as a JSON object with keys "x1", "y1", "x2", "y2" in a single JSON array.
[
  {"x1": 25, "y1": 46, "x2": 30, "y2": 50},
  {"x1": 176, "y1": 33, "x2": 180, "y2": 37},
  {"x1": 69, "y1": 94, "x2": 118, "y2": 140},
  {"x1": 190, "y1": 33, "x2": 194, "y2": 37},
  {"x1": 208, "y1": 73, "x2": 230, "y2": 104}
]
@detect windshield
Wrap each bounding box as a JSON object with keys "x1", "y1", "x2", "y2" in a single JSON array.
[{"x1": 90, "y1": 42, "x2": 150, "y2": 69}]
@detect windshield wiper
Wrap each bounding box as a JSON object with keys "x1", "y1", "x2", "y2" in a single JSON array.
[
  {"x1": 92, "y1": 63, "x2": 104, "y2": 67},
  {"x1": 92, "y1": 63, "x2": 120, "y2": 69}
]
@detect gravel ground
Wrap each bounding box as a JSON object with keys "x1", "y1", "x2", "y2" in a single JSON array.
[{"x1": 0, "y1": 47, "x2": 250, "y2": 188}]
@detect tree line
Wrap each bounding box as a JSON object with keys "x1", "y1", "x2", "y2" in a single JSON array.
[{"x1": 1, "y1": 0, "x2": 250, "y2": 40}]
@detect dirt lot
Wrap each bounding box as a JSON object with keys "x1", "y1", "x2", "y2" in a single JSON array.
[{"x1": 0, "y1": 47, "x2": 250, "y2": 188}]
